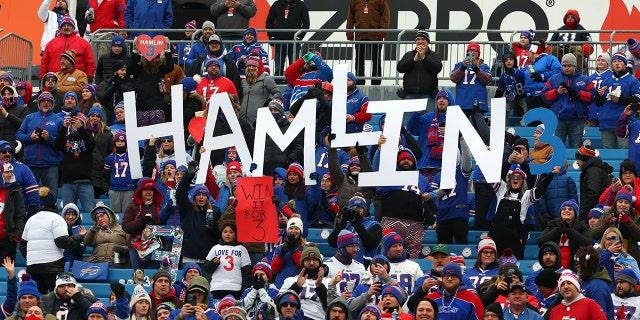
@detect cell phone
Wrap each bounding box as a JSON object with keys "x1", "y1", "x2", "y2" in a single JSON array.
[
  {"x1": 70, "y1": 110, "x2": 78, "y2": 118},
  {"x1": 630, "y1": 103, "x2": 640, "y2": 112},
  {"x1": 346, "y1": 280, "x2": 355, "y2": 292},
  {"x1": 35, "y1": 127, "x2": 43, "y2": 135},
  {"x1": 466, "y1": 52, "x2": 473, "y2": 62},
  {"x1": 610, "y1": 235, "x2": 620, "y2": 243},
  {"x1": 560, "y1": 82, "x2": 567, "y2": 88},
  {"x1": 186, "y1": 293, "x2": 197, "y2": 306}
]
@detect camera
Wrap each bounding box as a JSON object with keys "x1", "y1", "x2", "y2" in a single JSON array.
[{"x1": 342, "y1": 207, "x2": 360, "y2": 221}]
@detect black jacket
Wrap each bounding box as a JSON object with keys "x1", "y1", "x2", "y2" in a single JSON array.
[
  {"x1": 97, "y1": 74, "x2": 135, "y2": 123},
  {"x1": 95, "y1": 51, "x2": 133, "y2": 84},
  {"x1": 54, "y1": 125, "x2": 96, "y2": 183},
  {"x1": 262, "y1": 117, "x2": 304, "y2": 175},
  {"x1": 579, "y1": 157, "x2": 613, "y2": 218},
  {"x1": 1, "y1": 184, "x2": 26, "y2": 242},
  {"x1": 537, "y1": 219, "x2": 592, "y2": 270},
  {"x1": 265, "y1": 0, "x2": 310, "y2": 40},
  {"x1": 0, "y1": 103, "x2": 28, "y2": 147},
  {"x1": 397, "y1": 49, "x2": 443, "y2": 97},
  {"x1": 129, "y1": 52, "x2": 174, "y2": 111}
]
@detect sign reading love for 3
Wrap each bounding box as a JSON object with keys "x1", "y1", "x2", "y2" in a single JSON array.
[{"x1": 135, "y1": 35, "x2": 166, "y2": 61}]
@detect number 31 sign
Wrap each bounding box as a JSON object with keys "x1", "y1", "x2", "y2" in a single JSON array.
[
  {"x1": 135, "y1": 34, "x2": 166, "y2": 61},
  {"x1": 235, "y1": 177, "x2": 278, "y2": 243}
]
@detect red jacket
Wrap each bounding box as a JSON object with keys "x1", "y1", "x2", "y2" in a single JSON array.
[
  {"x1": 87, "y1": 0, "x2": 126, "y2": 32},
  {"x1": 40, "y1": 33, "x2": 96, "y2": 79},
  {"x1": 549, "y1": 297, "x2": 606, "y2": 320},
  {"x1": 598, "y1": 177, "x2": 640, "y2": 214},
  {"x1": 196, "y1": 75, "x2": 238, "y2": 101}
]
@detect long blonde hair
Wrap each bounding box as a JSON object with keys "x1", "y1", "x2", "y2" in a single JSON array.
[{"x1": 599, "y1": 226, "x2": 629, "y2": 256}]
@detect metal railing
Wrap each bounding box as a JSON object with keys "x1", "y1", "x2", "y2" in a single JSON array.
[
  {"x1": 0, "y1": 33, "x2": 33, "y2": 82},
  {"x1": 90, "y1": 28, "x2": 636, "y2": 84}
]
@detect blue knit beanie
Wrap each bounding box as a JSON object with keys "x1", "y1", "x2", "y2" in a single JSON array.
[
  {"x1": 560, "y1": 200, "x2": 579, "y2": 216},
  {"x1": 18, "y1": 273, "x2": 41, "y2": 300},
  {"x1": 87, "y1": 300, "x2": 109, "y2": 319},
  {"x1": 382, "y1": 229, "x2": 404, "y2": 254}
]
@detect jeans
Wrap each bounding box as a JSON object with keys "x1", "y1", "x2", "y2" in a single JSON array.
[
  {"x1": 274, "y1": 43, "x2": 301, "y2": 81},
  {"x1": 29, "y1": 165, "x2": 59, "y2": 199},
  {"x1": 555, "y1": 118, "x2": 584, "y2": 148},
  {"x1": 354, "y1": 42, "x2": 382, "y2": 85},
  {"x1": 62, "y1": 183, "x2": 96, "y2": 212},
  {"x1": 601, "y1": 129, "x2": 629, "y2": 149}
]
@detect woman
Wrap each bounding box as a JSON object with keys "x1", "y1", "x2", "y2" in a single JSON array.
[
  {"x1": 216, "y1": 161, "x2": 243, "y2": 212},
  {"x1": 273, "y1": 162, "x2": 321, "y2": 237},
  {"x1": 537, "y1": 199, "x2": 592, "y2": 270},
  {"x1": 489, "y1": 164, "x2": 559, "y2": 259},
  {"x1": 466, "y1": 238, "x2": 500, "y2": 288},
  {"x1": 129, "y1": 285, "x2": 153, "y2": 320},
  {"x1": 0, "y1": 85, "x2": 28, "y2": 148},
  {"x1": 0, "y1": 161, "x2": 25, "y2": 262},
  {"x1": 596, "y1": 226, "x2": 640, "y2": 292},
  {"x1": 84, "y1": 202, "x2": 129, "y2": 268},
  {"x1": 86, "y1": 106, "x2": 113, "y2": 198},
  {"x1": 78, "y1": 84, "x2": 99, "y2": 115},
  {"x1": 592, "y1": 188, "x2": 640, "y2": 262},
  {"x1": 574, "y1": 246, "x2": 614, "y2": 319},
  {"x1": 122, "y1": 178, "x2": 163, "y2": 269},
  {"x1": 269, "y1": 214, "x2": 306, "y2": 288},
  {"x1": 129, "y1": 48, "x2": 174, "y2": 126},
  {"x1": 239, "y1": 57, "x2": 281, "y2": 127},
  {"x1": 599, "y1": 159, "x2": 640, "y2": 213}
]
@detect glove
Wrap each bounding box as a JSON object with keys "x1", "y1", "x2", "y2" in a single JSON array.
[
  {"x1": 90, "y1": 225, "x2": 100, "y2": 233},
  {"x1": 250, "y1": 163, "x2": 258, "y2": 173},
  {"x1": 206, "y1": 219, "x2": 218, "y2": 230},
  {"x1": 310, "y1": 172, "x2": 319, "y2": 181},
  {"x1": 620, "y1": 214, "x2": 632, "y2": 224},
  {"x1": 111, "y1": 282, "x2": 126, "y2": 299},
  {"x1": 566, "y1": 87, "x2": 579, "y2": 99},
  {"x1": 132, "y1": 37, "x2": 139, "y2": 54},
  {"x1": 272, "y1": 195, "x2": 281, "y2": 205},
  {"x1": 188, "y1": 160, "x2": 199, "y2": 176},
  {"x1": 400, "y1": 126, "x2": 408, "y2": 136},
  {"x1": 237, "y1": 58, "x2": 246, "y2": 70},
  {"x1": 113, "y1": 246, "x2": 127, "y2": 254},
  {"x1": 530, "y1": 72, "x2": 543, "y2": 82},
  {"x1": 141, "y1": 214, "x2": 153, "y2": 225},
  {"x1": 252, "y1": 274, "x2": 262, "y2": 289},
  {"x1": 355, "y1": 142, "x2": 367, "y2": 156},
  {"x1": 112, "y1": 74, "x2": 122, "y2": 86},
  {"x1": 283, "y1": 234, "x2": 297, "y2": 251},
  {"x1": 328, "y1": 202, "x2": 339, "y2": 215},
  {"x1": 164, "y1": 36, "x2": 171, "y2": 53},
  {"x1": 302, "y1": 52, "x2": 316, "y2": 63},
  {"x1": 505, "y1": 68, "x2": 515, "y2": 75}
]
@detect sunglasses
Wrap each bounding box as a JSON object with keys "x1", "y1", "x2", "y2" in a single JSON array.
[
  {"x1": 508, "y1": 174, "x2": 524, "y2": 180},
  {"x1": 281, "y1": 302, "x2": 297, "y2": 308},
  {"x1": 161, "y1": 138, "x2": 173, "y2": 143},
  {"x1": 0, "y1": 150, "x2": 12, "y2": 154}
]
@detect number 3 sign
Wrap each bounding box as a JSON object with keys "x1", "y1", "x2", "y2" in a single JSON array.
[{"x1": 135, "y1": 35, "x2": 166, "y2": 61}]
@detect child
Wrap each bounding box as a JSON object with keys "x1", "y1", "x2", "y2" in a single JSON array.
[
  {"x1": 217, "y1": 161, "x2": 243, "y2": 211},
  {"x1": 61, "y1": 203, "x2": 85, "y2": 262},
  {"x1": 273, "y1": 167, "x2": 286, "y2": 187},
  {"x1": 313, "y1": 172, "x2": 339, "y2": 228},
  {"x1": 495, "y1": 51, "x2": 527, "y2": 118},
  {"x1": 512, "y1": 29, "x2": 534, "y2": 67},
  {"x1": 204, "y1": 222, "x2": 251, "y2": 299},
  {"x1": 104, "y1": 131, "x2": 136, "y2": 213},
  {"x1": 175, "y1": 20, "x2": 197, "y2": 69}
]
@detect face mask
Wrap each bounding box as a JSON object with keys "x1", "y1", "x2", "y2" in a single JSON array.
[
  {"x1": 349, "y1": 170, "x2": 359, "y2": 176},
  {"x1": 115, "y1": 146, "x2": 127, "y2": 154},
  {"x1": 272, "y1": 112, "x2": 282, "y2": 122},
  {"x1": 25, "y1": 316, "x2": 43, "y2": 320}
]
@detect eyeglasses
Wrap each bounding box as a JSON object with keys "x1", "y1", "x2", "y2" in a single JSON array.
[
  {"x1": 0, "y1": 150, "x2": 12, "y2": 154},
  {"x1": 442, "y1": 274, "x2": 457, "y2": 280}
]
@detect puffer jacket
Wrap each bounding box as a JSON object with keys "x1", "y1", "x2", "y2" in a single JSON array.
[
  {"x1": 239, "y1": 73, "x2": 281, "y2": 127},
  {"x1": 84, "y1": 203, "x2": 129, "y2": 265},
  {"x1": 537, "y1": 167, "x2": 578, "y2": 219},
  {"x1": 579, "y1": 157, "x2": 614, "y2": 218},
  {"x1": 523, "y1": 54, "x2": 562, "y2": 96}
]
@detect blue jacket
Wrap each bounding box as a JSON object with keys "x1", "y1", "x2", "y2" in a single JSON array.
[
  {"x1": 497, "y1": 67, "x2": 526, "y2": 100},
  {"x1": 537, "y1": 167, "x2": 577, "y2": 219},
  {"x1": 186, "y1": 39, "x2": 207, "y2": 68},
  {"x1": 598, "y1": 247, "x2": 640, "y2": 292},
  {"x1": 124, "y1": 0, "x2": 173, "y2": 37},
  {"x1": 595, "y1": 71, "x2": 640, "y2": 129},
  {"x1": 16, "y1": 109, "x2": 63, "y2": 166},
  {"x1": 345, "y1": 88, "x2": 370, "y2": 133},
  {"x1": 269, "y1": 244, "x2": 304, "y2": 288},
  {"x1": 587, "y1": 69, "x2": 612, "y2": 121},
  {"x1": 581, "y1": 267, "x2": 614, "y2": 320},
  {"x1": 523, "y1": 54, "x2": 562, "y2": 96},
  {"x1": 288, "y1": 55, "x2": 333, "y2": 104},
  {"x1": 228, "y1": 42, "x2": 270, "y2": 78},
  {"x1": 273, "y1": 183, "x2": 321, "y2": 236},
  {"x1": 503, "y1": 306, "x2": 543, "y2": 320},
  {"x1": 451, "y1": 62, "x2": 491, "y2": 111},
  {"x1": 1, "y1": 149, "x2": 40, "y2": 212},
  {"x1": 542, "y1": 69, "x2": 594, "y2": 119}
]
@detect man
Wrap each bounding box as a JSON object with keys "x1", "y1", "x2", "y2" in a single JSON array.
[
  {"x1": 280, "y1": 244, "x2": 330, "y2": 320},
  {"x1": 286, "y1": 52, "x2": 334, "y2": 105},
  {"x1": 149, "y1": 270, "x2": 184, "y2": 310},
  {"x1": 346, "y1": 0, "x2": 390, "y2": 85},
  {"x1": 378, "y1": 285, "x2": 411, "y2": 320},
  {"x1": 265, "y1": 0, "x2": 310, "y2": 82},
  {"x1": 190, "y1": 34, "x2": 242, "y2": 97},
  {"x1": 156, "y1": 302, "x2": 177, "y2": 320},
  {"x1": 526, "y1": 242, "x2": 563, "y2": 298},
  {"x1": 95, "y1": 35, "x2": 131, "y2": 85},
  {"x1": 29, "y1": 73, "x2": 64, "y2": 113},
  {"x1": 326, "y1": 298, "x2": 349, "y2": 320},
  {"x1": 210, "y1": 0, "x2": 257, "y2": 47},
  {"x1": 0, "y1": 161, "x2": 25, "y2": 262},
  {"x1": 348, "y1": 254, "x2": 396, "y2": 318},
  {"x1": 15, "y1": 93, "x2": 63, "y2": 199},
  {"x1": 358, "y1": 305, "x2": 381, "y2": 320},
  {"x1": 195, "y1": 57, "x2": 238, "y2": 101},
  {"x1": 186, "y1": 21, "x2": 217, "y2": 68},
  {"x1": 532, "y1": 269, "x2": 560, "y2": 315},
  {"x1": 56, "y1": 92, "x2": 81, "y2": 119},
  {"x1": 276, "y1": 291, "x2": 305, "y2": 320},
  {"x1": 169, "y1": 276, "x2": 218, "y2": 319},
  {"x1": 377, "y1": 149, "x2": 433, "y2": 259},
  {"x1": 53, "y1": 111, "x2": 96, "y2": 213},
  {"x1": 241, "y1": 262, "x2": 279, "y2": 317},
  {"x1": 0, "y1": 271, "x2": 57, "y2": 320},
  {"x1": 55, "y1": 50, "x2": 89, "y2": 97},
  {"x1": 173, "y1": 263, "x2": 202, "y2": 303},
  {"x1": 411, "y1": 297, "x2": 438, "y2": 320},
  {"x1": 549, "y1": 10, "x2": 594, "y2": 74},
  {"x1": 450, "y1": 42, "x2": 492, "y2": 115},
  {"x1": 397, "y1": 28, "x2": 442, "y2": 112},
  {"x1": 37, "y1": 0, "x2": 76, "y2": 53},
  {"x1": 549, "y1": 270, "x2": 606, "y2": 320},
  {"x1": 0, "y1": 141, "x2": 39, "y2": 217},
  {"x1": 344, "y1": 72, "x2": 372, "y2": 133},
  {"x1": 380, "y1": 230, "x2": 423, "y2": 294},
  {"x1": 541, "y1": 53, "x2": 595, "y2": 148},
  {"x1": 587, "y1": 53, "x2": 612, "y2": 126},
  {"x1": 124, "y1": 0, "x2": 172, "y2": 37},
  {"x1": 574, "y1": 145, "x2": 614, "y2": 219},
  {"x1": 42, "y1": 272, "x2": 96, "y2": 318},
  {"x1": 611, "y1": 268, "x2": 640, "y2": 320},
  {"x1": 325, "y1": 230, "x2": 366, "y2": 298},
  {"x1": 413, "y1": 244, "x2": 476, "y2": 294},
  {"x1": 503, "y1": 282, "x2": 543, "y2": 320},
  {"x1": 84, "y1": 0, "x2": 126, "y2": 40},
  {"x1": 594, "y1": 51, "x2": 640, "y2": 148},
  {"x1": 229, "y1": 28, "x2": 271, "y2": 79},
  {"x1": 410, "y1": 263, "x2": 483, "y2": 320},
  {"x1": 40, "y1": 15, "x2": 95, "y2": 81}
]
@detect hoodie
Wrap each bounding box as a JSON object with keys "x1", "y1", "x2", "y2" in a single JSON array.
[
  {"x1": 525, "y1": 241, "x2": 564, "y2": 297},
  {"x1": 581, "y1": 267, "x2": 614, "y2": 319},
  {"x1": 326, "y1": 298, "x2": 350, "y2": 320},
  {"x1": 172, "y1": 262, "x2": 203, "y2": 301}
]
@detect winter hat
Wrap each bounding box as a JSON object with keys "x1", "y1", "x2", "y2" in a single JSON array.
[
  {"x1": 588, "y1": 206, "x2": 604, "y2": 219},
  {"x1": 252, "y1": 261, "x2": 273, "y2": 281},
  {"x1": 91, "y1": 202, "x2": 113, "y2": 222},
  {"x1": 61, "y1": 50, "x2": 76, "y2": 66},
  {"x1": 258, "y1": 302, "x2": 277, "y2": 320},
  {"x1": 561, "y1": 53, "x2": 577, "y2": 66},
  {"x1": 499, "y1": 264, "x2": 523, "y2": 282},
  {"x1": 62, "y1": 203, "x2": 80, "y2": 218},
  {"x1": 160, "y1": 160, "x2": 176, "y2": 174},
  {"x1": 509, "y1": 165, "x2": 527, "y2": 180},
  {"x1": 0, "y1": 162, "x2": 14, "y2": 183},
  {"x1": 563, "y1": 10, "x2": 581, "y2": 24},
  {"x1": 276, "y1": 291, "x2": 300, "y2": 308},
  {"x1": 87, "y1": 300, "x2": 108, "y2": 319},
  {"x1": 382, "y1": 229, "x2": 404, "y2": 254},
  {"x1": 0, "y1": 73, "x2": 14, "y2": 85},
  {"x1": 359, "y1": 305, "x2": 382, "y2": 320},
  {"x1": 83, "y1": 84, "x2": 98, "y2": 97},
  {"x1": 39, "y1": 186, "x2": 57, "y2": 212},
  {"x1": 114, "y1": 101, "x2": 125, "y2": 111},
  {"x1": 38, "y1": 92, "x2": 55, "y2": 104},
  {"x1": 442, "y1": 262, "x2": 463, "y2": 280},
  {"x1": 628, "y1": 38, "x2": 640, "y2": 55},
  {"x1": 0, "y1": 141, "x2": 12, "y2": 153},
  {"x1": 499, "y1": 248, "x2": 518, "y2": 266},
  {"x1": 16, "y1": 80, "x2": 27, "y2": 90},
  {"x1": 348, "y1": 156, "x2": 360, "y2": 170},
  {"x1": 529, "y1": 41, "x2": 545, "y2": 54},
  {"x1": 467, "y1": 42, "x2": 480, "y2": 54},
  {"x1": 129, "y1": 285, "x2": 151, "y2": 308},
  {"x1": 397, "y1": 150, "x2": 415, "y2": 163},
  {"x1": 156, "y1": 302, "x2": 177, "y2": 313},
  {"x1": 321, "y1": 172, "x2": 336, "y2": 187},
  {"x1": 202, "y1": 20, "x2": 215, "y2": 31},
  {"x1": 381, "y1": 285, "x2": 406, "y2": 304},
  {"x1": 300, "y1": 243, "x2": 322, "y2": 262},
  {"x1": 520, "y1": 29, "x2": 534, "y2": 43},
  {"x1": 435, "y1": 90, "x2": 451, "y2": 101},
  {"x1": 18, "y1": 273, "x2": 41, "y2": 300},
  {"x1": 616, "y1": 268, "x2": 638, "y2": 286},
  {"x1": 558, "y1": 270, "x2": 580, "y2": 290},
  {"x1": 111, "y1": 35, "x2": 125, "y2": 48},
  {"x1": 88, "y1": 106, "x2": 104, "y2": 119},
  {"x1": 268, "y1": 98, "x2": 285, "y2": 115},
  {"x1": 615, "y1": 189, "x2": 633, "y2": 204},
  {"x1": 575, "y1": 145, "x2": 596, "y2": 162},
  {"x1": 597, "y1": 52, "x2": 611, "y2": 66},
  {"x1": 415, "y1": 27, "x2": 430, "y2": 42},
  {"x1": 337, "y1": 230, "x2": 359, "y2": 248},
  {"x1": 535, "y1": 268, "x2": 560, "y2": 288},
  {"x1": 286, "y1": 162, "x2": 304, "y2": 178},
  {"x1": 113, "y1": 131, "x2": 126, "y2": 143},
  {"x1": 246, "y1": 56, "x2": 260, "y2": 68},
  {"x1": 502, "y1": 51, "x2": 516, "y2": 64},
  {"x1": 63, "y1": 91, "x2": 78, "y2": 105},
  {"x1": 217, "y1": 296, "x2": 236, "y2": 314},
  {"x1": 478, "y1": 237, "x2": 497, "y2": 255},
  {"x1": 513, "y1": 138, "x2": 530, "y2": 150},
  {"x1": 185, "y1": 20, "x2": 198, "y2": 29},
  {"x1": 55, "y1": 272, "x2": 77, "y2": 288},
  {"x1": 152, "y1": 270, "x2": 172, "y2": 283},
  {"x1": 59, "y1": 14, "x2": 76, "y2": 29},
  {"x1": 243, "y1": 27, "x2": 257, "y2": 38},
  {"x1": 620, "y1": 159, "x2": 638, "y2": 176},
  {"x1": 484, "y1": 303, "x2": 504, "y2": 320},
  {"x1": 224, "y1": 306, "x2": 247, "y2": 320},
  {"x1": 371, "y1": 254, "x2": 391, "y2": 272},
  {"x1": 613, "y1": 51, "x2": 628, "y2": 65},
  {"x1": 227, "y1": 161, "x2": 242, "y2": 175},
  {"x1": 348, "y1": 192, "x2": 367, "y2": 210},
  {"x1": 208, "y1": 34, "x2": 221, "y2": 44},
  {"x1": 450, "y1": 254, "x2": 466, "y2": 266},
  {"x1": 287, "y1": 217, "x2": 303, "y2": 231},
  {"x1": 535, "y1": 124, "x2": 545, "y2": 134},
  {"x1": 560, "y1": 200, "x2": 579, "y2": 216},
  {"x1": 180, "y1": 77, "x2": 197, "y2": 93},
  {"x1": 205, "y1": 57, "x2": 220, "y2": 69},
  {"x1": 347, "y1": 72, "x2": 357, "y2": 84}
]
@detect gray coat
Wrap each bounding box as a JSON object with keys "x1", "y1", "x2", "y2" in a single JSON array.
[{"x1": 239, "y1": 73, "x2": 281, "y2": 127}]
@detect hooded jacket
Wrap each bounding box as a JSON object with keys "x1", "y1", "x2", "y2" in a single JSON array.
[
  {"x1": 40, "y1": 32, "x2": 96, "y2": 79},
  {"x1": 84, "y1": 203, "x2": 129, "y2": 265},
  {"x1": 326, "y1": 298, "x2": 350, "y2": 320},
  {"x1": 15, "y1": 107, "x2": 64, "y2": 167},
  {"x1": 122, "y1": 180, "x2": 163, "y2": 242},
  {"x1": 579, "y1": 157, "x2": 614, "y2": 218},
  {"x1": 0, "y1": 87, "x2": 28, "y2": 146},
  {"x1": 525, "y1": 241, "x2": 564, "y2": 298},
  {"x1": 537, "y1": 165, "x2": 578, "y2": 220},
  {"x1": 523, "y1": 54, "x2": 562, "y2": 96},
  {"x1": 581, "y1": 267, "x2": 614, "y2": 319},
  {"x1": 239, "y1": 72, "x2": 282, "y2": 128},
  {"x1": 542, "y1": 69, "x2": 595, "y2": 120}
]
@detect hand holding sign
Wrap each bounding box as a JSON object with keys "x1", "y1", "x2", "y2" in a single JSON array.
[
  {"x1": 236, "y1": 177, "x2": 278, "y2": 243},
  {"x1": 135, "y1": 35, "x2": 166, "y2": 61}
]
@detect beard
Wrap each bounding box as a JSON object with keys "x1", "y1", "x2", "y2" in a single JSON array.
[
  {"x1": 53, "y1": 6, "x2": 68, "y2": 14},
  {"x1": 347, "y1": 84, "x2": 356, "y2": 92}
]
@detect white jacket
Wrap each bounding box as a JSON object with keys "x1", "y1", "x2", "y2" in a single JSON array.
[
  {"x1": 38, "y1": 0, "x2": 78, "y2": 51},
  {"x1": 22, "y1": 210, "x2": 69, "y2": 265}
]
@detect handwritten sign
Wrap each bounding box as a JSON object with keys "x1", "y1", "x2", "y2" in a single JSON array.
[
  {"x1": 135, "y1": 34, "x2": 166, "y2": 61},
  {"x1": 235, "y1": 177, "x2": 278, "y2": 243}
]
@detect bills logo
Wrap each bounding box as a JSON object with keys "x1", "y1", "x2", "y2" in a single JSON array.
[{"x1": 80, "y1": 265, "x2": 101, "y2": 277}]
